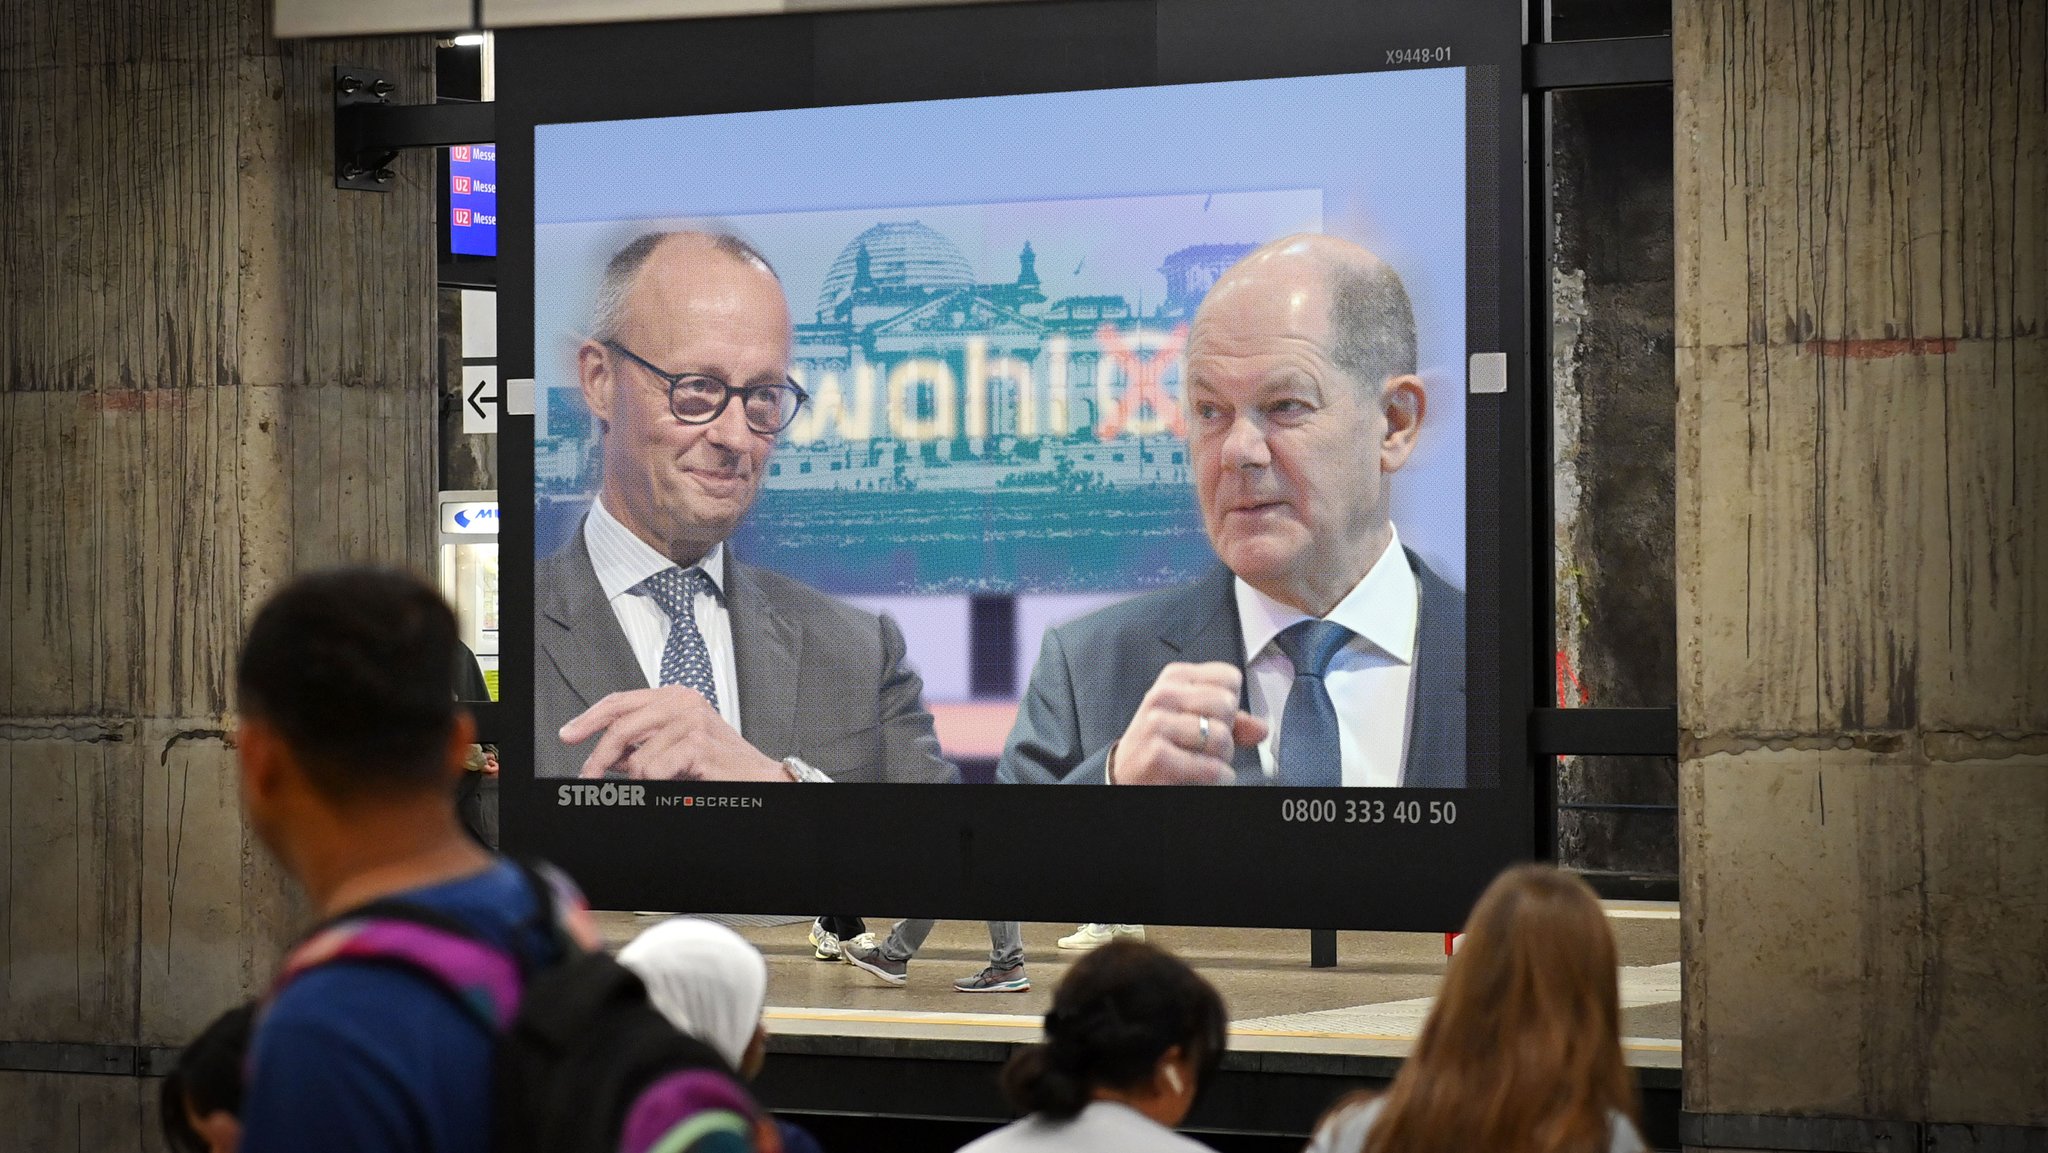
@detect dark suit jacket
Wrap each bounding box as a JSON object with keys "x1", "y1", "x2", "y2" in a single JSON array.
[
  {"x1": 996, "y1": 549, "x2": 1473, "y2": 787},
  {"x1": 535, "y1": 531, "x2": 957, "y2": 783}
]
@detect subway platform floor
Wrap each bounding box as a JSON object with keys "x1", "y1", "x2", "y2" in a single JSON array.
[{"x1": 592, "y1": 903, "x2": 1683, "y2": 1070}]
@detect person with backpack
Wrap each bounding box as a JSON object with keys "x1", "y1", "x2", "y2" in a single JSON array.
[
  {"x1": 235, "y1": 568, "x2": 767, "y2": 1153},
  {"x1": 619, "y1": 918, "x2": 826, "y2": 1153}
]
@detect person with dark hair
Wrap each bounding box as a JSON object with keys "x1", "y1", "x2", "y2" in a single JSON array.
[
  {"x1": 160, "y1": 1002, "x2": 256, "y2": 1153},
  {"x1": 999, "y1": 233, "x2": 1469, "y2": 789},
  {"x1": 231, "y1": 567, "x2": 559, "y2": 1153},
  {"x1": 1305, "y1": 864, "x2": 1644, "y2": 1153},
  {"x1": 960, "y1": 940, "x2": 1228, "y2": 1153}
]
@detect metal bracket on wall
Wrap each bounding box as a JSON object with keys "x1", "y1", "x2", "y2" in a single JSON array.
[
  {"x1": 1528, "y1": 707, "x2": 1678, "y2": 757},
  {"x1": 335, "y1": 65, "x2": 496, "y2": 191},
  {"x1": 0, "y1": 1040, "x2": 181, "y2": 1079},
  {"x1": 1524, "y1": 35, "x2": 1673, "y2": 91}
]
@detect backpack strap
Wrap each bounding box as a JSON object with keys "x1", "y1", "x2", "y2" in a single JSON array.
[
  {"x1": 509, "y1": 858, "x2": 606, "y2": 961},
  {"x1": 265, "y1": 861, "x2": 599, "y2": 1036},
  {"x1": 272, "y1": 897, "x2": 525, "y2": 1033}
]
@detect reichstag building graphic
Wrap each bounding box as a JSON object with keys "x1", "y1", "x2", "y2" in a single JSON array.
[
  {"x1": 541, "y1": 218, "x2": 1259, "y2": 593},
  {"x1": 777, "y1": 220, "x2": 1249, "y2": 494}
]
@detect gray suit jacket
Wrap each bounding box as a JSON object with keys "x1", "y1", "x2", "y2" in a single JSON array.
[
  {"x1": 535, "y1": 531, "x2": 957, "y2": 783},
  {"x1": 996, "y1": 549, "x2": 1472, "y2": 787}
]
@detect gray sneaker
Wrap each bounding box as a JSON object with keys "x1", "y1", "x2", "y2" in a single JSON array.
[
  {"x1": 953, "y1": 965, "x2": 1031, "y2": 993},
  {"x1": 842, "y1": 943, "x2": 908, "y2": 986}
]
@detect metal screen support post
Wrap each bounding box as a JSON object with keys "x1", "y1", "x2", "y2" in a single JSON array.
[
  {"x1": 1310, "y1": 929, "x2": 1337, "y2": 968},
  {"x1": 335, "y1": 65, "x2": 497, "y2": 191}
]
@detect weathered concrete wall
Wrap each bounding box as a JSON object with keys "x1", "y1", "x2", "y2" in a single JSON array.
[
  {"x1": 0, "y1": 0, "x2": 436, "y2": 1143},
  {"x1": 1676, "y1": 0, "x2": 2046, "y2": 1132},
  {"x1": 0, "y1": 1071, "x2": 160, "y2": 1152},
  {"x1": 440, "y1": 287, "x2": 499, "y2": 493},
  {"x1": 1551, "y1": 85, "x2": 1680, "y2": 878}
]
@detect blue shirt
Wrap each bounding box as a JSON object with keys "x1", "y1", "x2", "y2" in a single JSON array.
[{"x1": 240, "y1": 860, "x2": 556, "y2": 1153}]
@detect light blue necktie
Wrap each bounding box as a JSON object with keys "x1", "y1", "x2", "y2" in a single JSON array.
[
  {"x1": 641, "y1": 567, "x2": 720, "y2": 709},
  {"x1": 1274, "y1": 619, "x2": 1353, "y2": 788}
]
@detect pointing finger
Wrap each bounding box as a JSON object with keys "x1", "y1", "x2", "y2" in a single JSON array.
[{"x1": 561, "y1": 692, "x2": 637, "y2": 745}]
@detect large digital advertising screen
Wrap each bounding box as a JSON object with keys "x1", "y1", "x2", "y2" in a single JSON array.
[{"x1": 496, "y1": 0, "x2": 1529, "y2": 929}]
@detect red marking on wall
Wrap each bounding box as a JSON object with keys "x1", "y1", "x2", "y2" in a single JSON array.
[
  {"x1": 1803, "y1": 337, "x2": 1957, "y2": 359},
  {"x1": 1555, "y1": 652, "x2": 1589, "y2": 707}
]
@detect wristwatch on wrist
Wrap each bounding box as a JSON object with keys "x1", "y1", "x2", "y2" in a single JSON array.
[{"x1": 780, "y1": 755, "x2": 832, "y2": 783}]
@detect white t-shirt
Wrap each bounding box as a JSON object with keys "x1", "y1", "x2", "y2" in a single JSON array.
[
  {"x1": 958, "y1": 1101, "x2": 1212, "y2": 1153},
  {"x1": 1305, "y1": 1097, "x2": 1648, "y2": 1153}
]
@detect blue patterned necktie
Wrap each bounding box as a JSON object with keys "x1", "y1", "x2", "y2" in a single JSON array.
[
  {"x1": 641, "y1": 566, "x2": 720, "y2": 709},
  {"x1": 1273, "y1": 619, "x2": 1354, "y2": 788}
]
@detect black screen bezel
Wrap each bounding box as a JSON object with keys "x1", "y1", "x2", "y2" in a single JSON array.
[{"x1": 493, "y1": 0, "x2": 1532, "y2": 931}]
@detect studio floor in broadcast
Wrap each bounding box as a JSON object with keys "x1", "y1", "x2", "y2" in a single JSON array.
[{"x1": 592, "y1": 905, "x2": 1683, "y2": 1069}]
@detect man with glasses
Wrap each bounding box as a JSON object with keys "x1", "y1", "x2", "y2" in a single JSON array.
[{"x1": 535, "y1": 230, "x2": 956, "y2": 787}]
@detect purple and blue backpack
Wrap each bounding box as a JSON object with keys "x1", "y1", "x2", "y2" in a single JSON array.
[{"x1": 271, "y1": 862, "x2": 770, "y2": 1153}]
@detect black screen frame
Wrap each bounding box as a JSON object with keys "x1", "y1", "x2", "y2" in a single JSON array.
[{"x1": 494, "y1": 0, "x2": 1532, "y2": 931}]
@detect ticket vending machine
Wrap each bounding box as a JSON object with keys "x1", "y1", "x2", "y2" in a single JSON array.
[{"x1": 437, "y1": 490, "x2": 500, "y2": 699}]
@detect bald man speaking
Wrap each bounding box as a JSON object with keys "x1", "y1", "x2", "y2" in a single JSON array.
[{"x1": 998, "y1": 235, "x2": 1469, "y2": 787}]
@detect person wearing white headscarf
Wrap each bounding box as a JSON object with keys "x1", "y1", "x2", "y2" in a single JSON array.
[{"x1": 618, "y1": 918, "x2": 770, "y2": 1076}]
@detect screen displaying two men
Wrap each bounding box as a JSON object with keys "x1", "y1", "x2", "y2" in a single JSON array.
[{"x1": 531, "y1": 67, "x2": 1480, "y2": 791}]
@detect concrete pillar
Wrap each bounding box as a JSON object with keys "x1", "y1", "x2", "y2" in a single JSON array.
[
  {"x1": 1675, "y1": 0, "x2": 2046, "y2": 1143},
  {"x1": 0, "y1": 1, "x2": 435, "y2": 1147},
  {"x1": 440, "y1": 288, "x2": 499, "y2": 493}
]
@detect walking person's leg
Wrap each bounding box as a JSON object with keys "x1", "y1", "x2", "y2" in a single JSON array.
[
  {"x1": 953, "y1": 922, "x2": 1029, "y2": 993},
  {"x1": 844, "y1": 918, "x2": 934, "y2": 985}
]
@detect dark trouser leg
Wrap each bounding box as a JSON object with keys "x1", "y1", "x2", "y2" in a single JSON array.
[{"x1": 456, "y1": 773, "x2": 497, "y2": 851}]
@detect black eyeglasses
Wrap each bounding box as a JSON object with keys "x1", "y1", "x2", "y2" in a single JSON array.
[{"x1": 603, "y1": 340, "x2": 809, "y2": 435}]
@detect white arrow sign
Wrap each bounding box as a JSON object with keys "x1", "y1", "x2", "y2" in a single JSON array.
[{"x1": 463, "y1": 364, "x2": 499, "y2": 434}]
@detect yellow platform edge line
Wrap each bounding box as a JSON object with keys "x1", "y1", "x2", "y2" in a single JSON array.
[
  {"x1": 764, "y1": 1009, "x2": 1681, "y2": 1054},
  {"x1": 766, "y1": 1010, "x2": 1040, "y2": 1028}
]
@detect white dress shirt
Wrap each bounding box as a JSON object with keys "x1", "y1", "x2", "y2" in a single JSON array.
[
  {"x1": 1236, "y1": 525, "x2": 1420, "y2": 787},
  {"x1": 582, "y1": 497, "x2": 744, "y2": 736}
]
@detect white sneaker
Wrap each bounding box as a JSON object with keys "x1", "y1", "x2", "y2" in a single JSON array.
[
  {"x1": 1057, "y1": 923, "x2": 1146, "y2": 950},
  {"x1": 808, "y1": 920, "x2": 842, "y2": 961}
]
